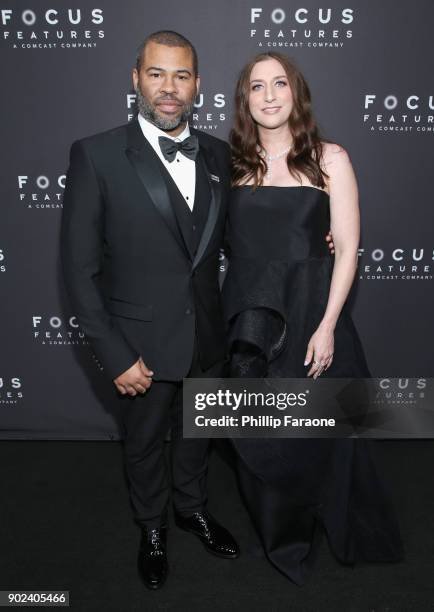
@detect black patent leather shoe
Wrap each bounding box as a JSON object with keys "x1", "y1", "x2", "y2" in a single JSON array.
[
  {"x1": 174, "y1": 511, "x2": 240, "y2": 559},
  {"x1": 137, "y1": 526, "x2": 168, "y2": 590}
]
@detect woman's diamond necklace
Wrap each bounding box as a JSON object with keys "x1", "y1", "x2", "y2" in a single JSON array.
[{"x1": 260, "y1": 145, "x2": 291, "y2": 181}]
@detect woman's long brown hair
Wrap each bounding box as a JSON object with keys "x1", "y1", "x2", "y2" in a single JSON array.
[{"x1": 230, "y1": 52, "x2": 328, "y2": 189}]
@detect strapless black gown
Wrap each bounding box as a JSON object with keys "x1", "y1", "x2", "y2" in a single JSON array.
[{"x1": 222, "y1": 185, "x2": 404, "y2": 585}]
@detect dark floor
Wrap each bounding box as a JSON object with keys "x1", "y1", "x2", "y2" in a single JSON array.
[{"x1": 0, "y1": 440, "x2": 433, "y2": 612}]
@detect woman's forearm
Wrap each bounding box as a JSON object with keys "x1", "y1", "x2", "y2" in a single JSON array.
[{"x1": 319, "y1": 249, "x2": 358, "y2": 331}]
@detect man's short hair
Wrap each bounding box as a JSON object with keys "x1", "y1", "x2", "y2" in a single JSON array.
[{"x1": 136, "y1": 30, "x2": 199, "y2": 76}]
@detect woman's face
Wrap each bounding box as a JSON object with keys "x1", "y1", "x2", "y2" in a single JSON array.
[{"x1": 248, "y1": 58, "x2": 293, "y2": 130}]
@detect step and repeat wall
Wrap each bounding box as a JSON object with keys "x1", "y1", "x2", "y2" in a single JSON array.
[{"x1": 1, "y1": 0, "x2": 433, "y2": 438}]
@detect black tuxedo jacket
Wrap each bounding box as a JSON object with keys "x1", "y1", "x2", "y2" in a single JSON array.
[{"x1": 60, "y1": 118, "x2": 230, "y2": 381}]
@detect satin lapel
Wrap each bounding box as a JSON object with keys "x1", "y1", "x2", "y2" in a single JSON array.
[
  {"x1": 192, "y1": 141, "x2": 222, "y2": 271},
  {"x1": 125, "y1": 119, "x2": 189, "y2": 259}
]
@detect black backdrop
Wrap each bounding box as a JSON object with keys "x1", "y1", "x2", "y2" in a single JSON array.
[{"x1": 1, "y1": 0, "x2": 433, "y2": 438}]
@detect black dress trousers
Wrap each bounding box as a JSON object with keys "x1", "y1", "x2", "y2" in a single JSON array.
[{"x1": 120, "y1": 336, "x2": 225, "y2": 529}]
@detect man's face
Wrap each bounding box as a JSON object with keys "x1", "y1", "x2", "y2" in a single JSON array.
[{"x1": 133, "y1": 41, "x2": 200, "y2": 135}]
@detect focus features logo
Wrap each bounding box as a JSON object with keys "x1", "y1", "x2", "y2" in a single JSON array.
[
  {"x1": 0, "y1": 248, "x2": 6, "y2": 273},
  {"x1": 192, "y1": 92, "x2": 226, "y2": 131},
  {"x1": 126, "y1": 92, "x2": 226, "y2": 131},
  {"x1": 32, "y1": 315, "x2": 88, "y2": 346},
  {"x1": 0, "y1": 377, "x2": 23, "y2": 404},
  {"x1": 249, "y1": 7, "x2": 355, "y2": 49},
  {"x1": 18, "y1": 174, "x2": 65, "y2": 209},
  {"x1": 218, "y1": 248, "x2": 227, "y2": 275},
  {"x1": 126, "y1": 94, "x2": 137, "y2": 121},
  {"x1": 1, "y1": 8, "x2": 104, "y2": 50},
  {"x1": 375, "y1": 378, "x2": 426, "y2": 405},
  {"x1": 363, "y1": 94, "x2": 434, "y2": 133},
  {"x1": 358, "y1": 247, "x2": 433, "y2": 281}
]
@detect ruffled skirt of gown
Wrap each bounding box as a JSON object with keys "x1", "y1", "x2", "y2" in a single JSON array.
[{"x1": 223, "y1": 256, "x2": 405, "y2": 585}]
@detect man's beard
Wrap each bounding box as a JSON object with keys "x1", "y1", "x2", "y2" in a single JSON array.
[{"x1": 135, "y1": 86, "x2": 195, "y2": 131}]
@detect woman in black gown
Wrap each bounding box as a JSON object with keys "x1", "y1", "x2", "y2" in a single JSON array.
[{"x1": 222, "y1": 52, "x2": 404, "y2": 585}]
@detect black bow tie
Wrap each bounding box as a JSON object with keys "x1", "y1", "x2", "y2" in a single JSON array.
[{"x1": 158, "y1": 134, "x2": 199, "y2": 163}]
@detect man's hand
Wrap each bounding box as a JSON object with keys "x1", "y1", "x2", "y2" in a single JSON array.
[
  {"x1": 113, "y1": 357, "x2": 153, "y2": 396},
  {"x1": 325, "y1": 230, "x2": 335, "y2": 254}
]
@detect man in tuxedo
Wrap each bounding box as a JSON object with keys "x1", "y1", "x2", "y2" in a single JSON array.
[{"x1": 61, "y1": 30, "x2": 238, "y2": 590}]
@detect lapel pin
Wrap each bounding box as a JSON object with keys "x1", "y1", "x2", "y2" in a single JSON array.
[{"x1": 210, "y1": 174, "x2": 220, "y2": 183}]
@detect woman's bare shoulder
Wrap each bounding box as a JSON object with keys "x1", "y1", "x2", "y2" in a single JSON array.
[{"x1": 321, "y1": 141, "x2": 350, "y2": 165}]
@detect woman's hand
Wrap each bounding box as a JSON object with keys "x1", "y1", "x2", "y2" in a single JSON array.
[{"x1": 304, "y1": 324, "x2": 335, "y2": 379}]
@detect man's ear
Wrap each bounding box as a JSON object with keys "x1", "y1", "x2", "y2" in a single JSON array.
[{"x1": 132, "y1": 68, "x2": 139, "y2": 90}]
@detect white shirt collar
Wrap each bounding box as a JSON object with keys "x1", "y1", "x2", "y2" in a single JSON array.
[{"x1": 137, "y1": 114, "x2": 190, "y2": 149}]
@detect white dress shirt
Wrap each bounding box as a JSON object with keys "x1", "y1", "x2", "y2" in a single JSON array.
[{"x1": 137, "y1": 114, "x2": 196, "y2": 211}]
